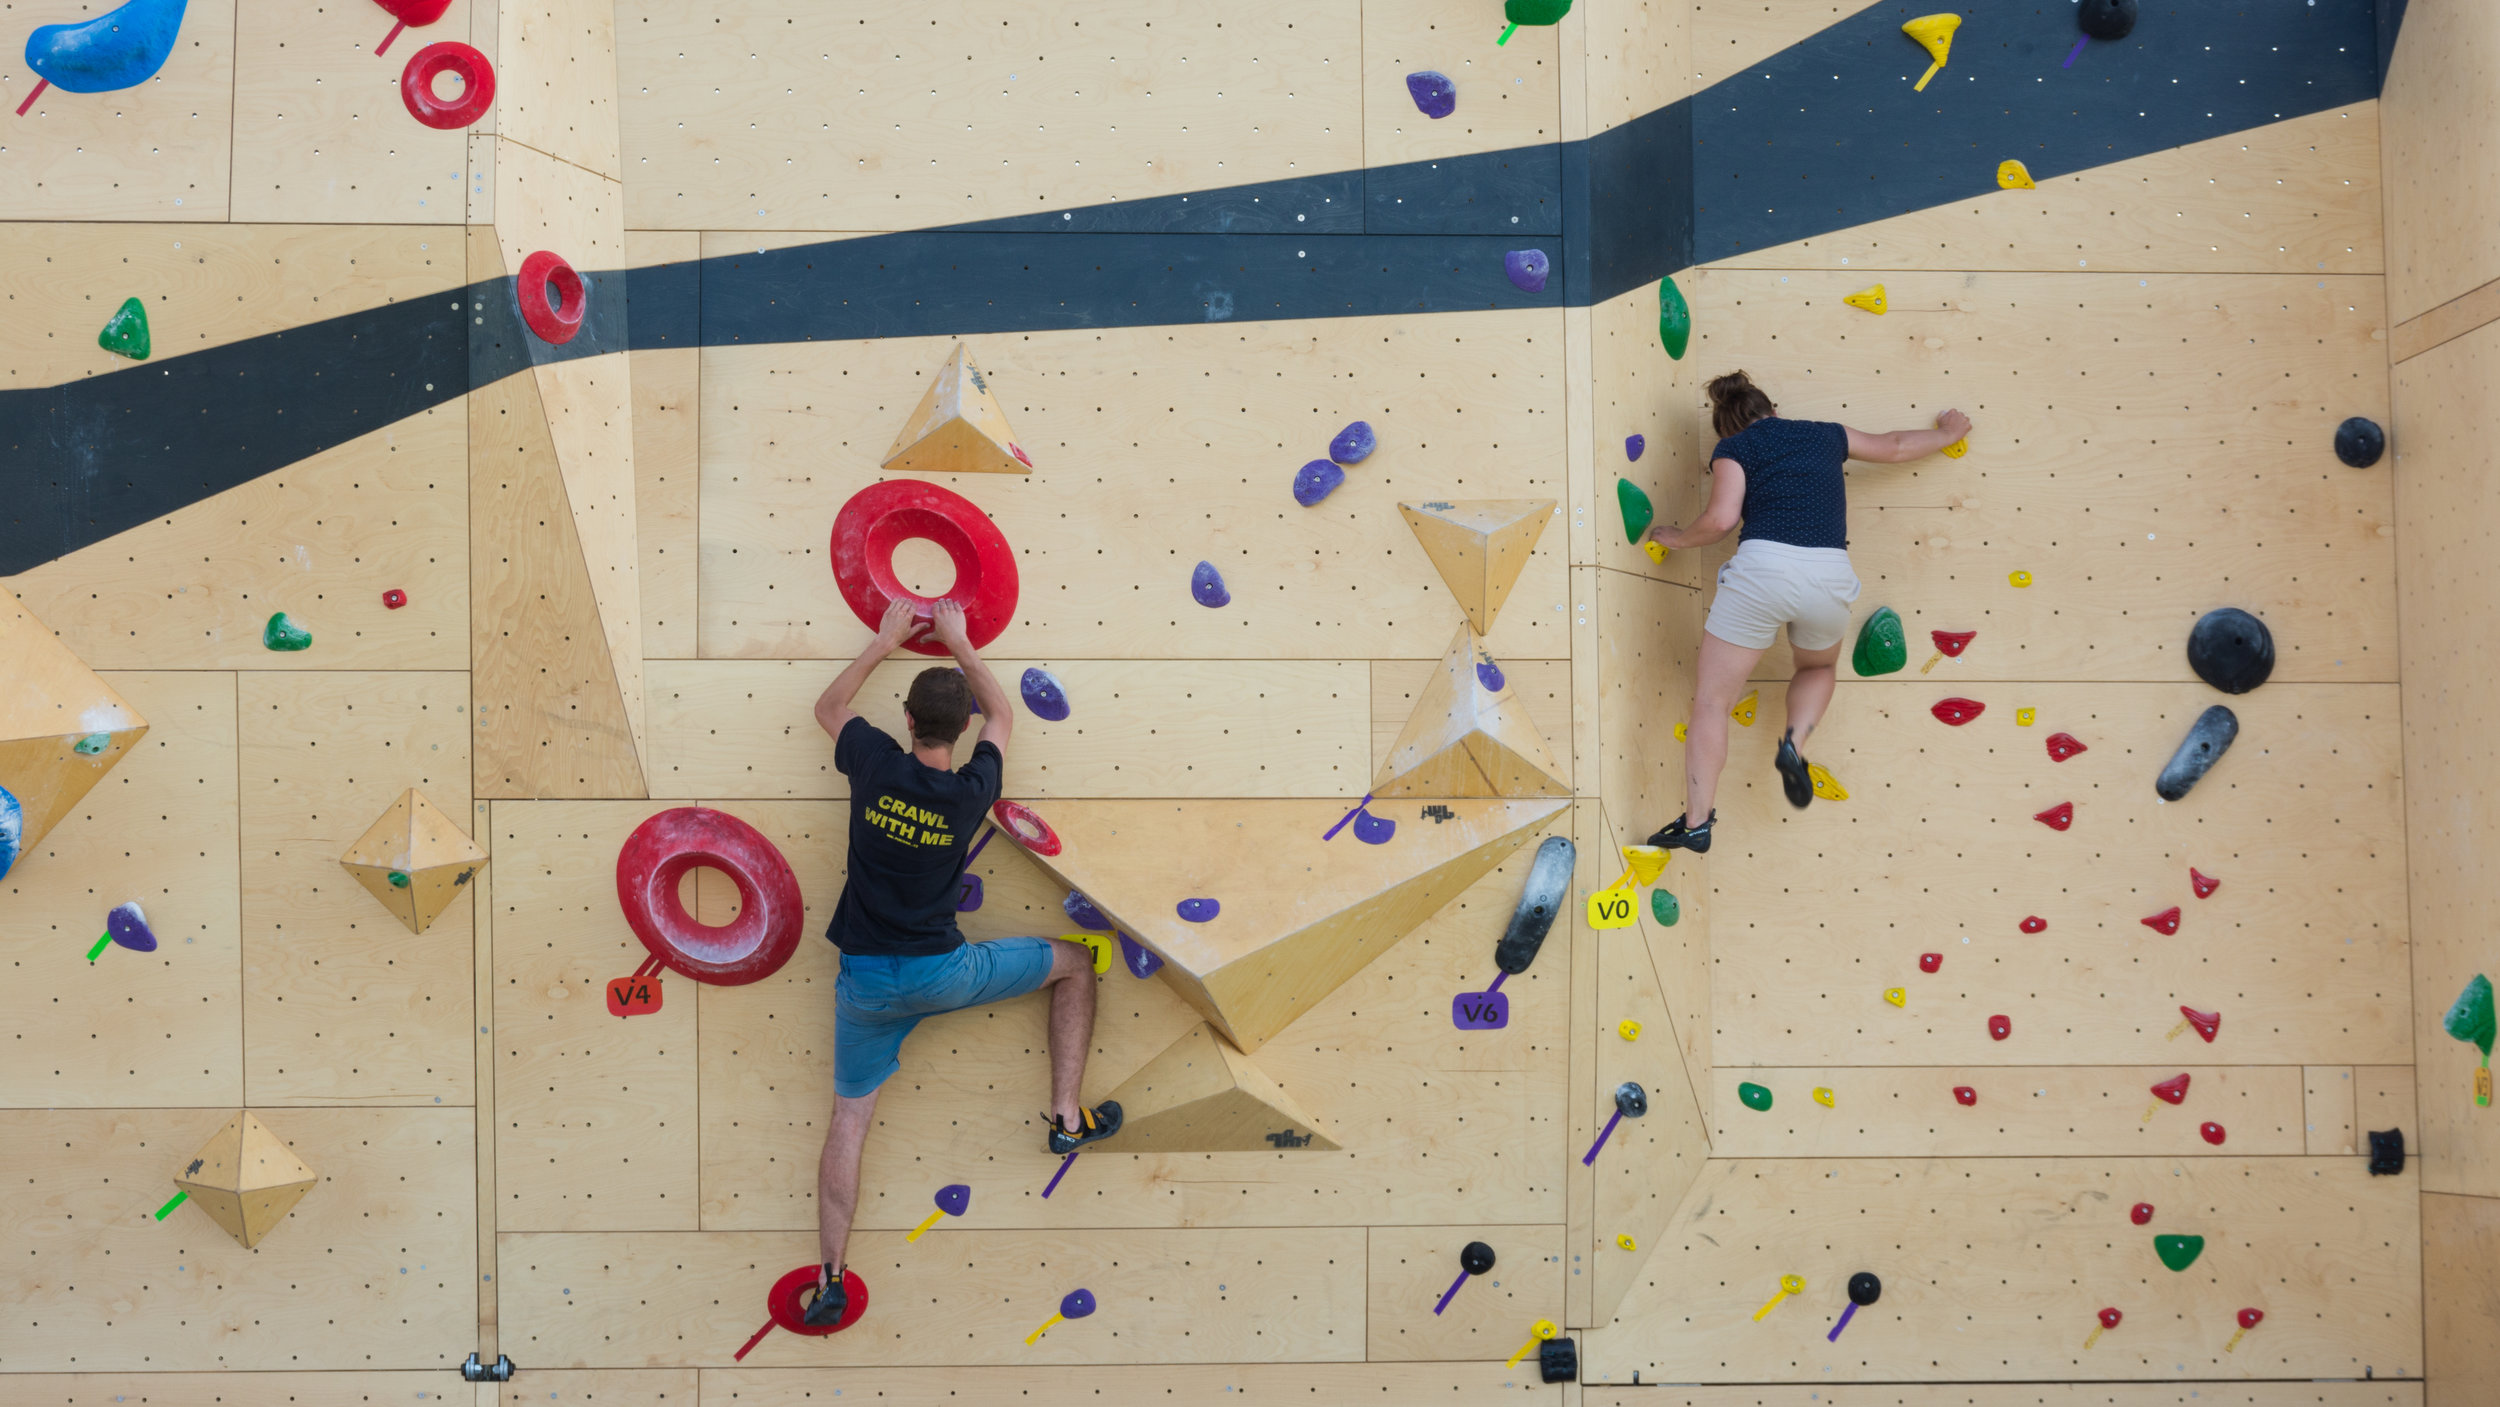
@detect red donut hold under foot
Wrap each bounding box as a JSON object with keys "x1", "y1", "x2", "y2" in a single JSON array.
[
  {"x1": 831, "y1": 479, "x2": 1020, "y2": 657},
  {"x1": 616, "y1": 807, "x2": 805, "y2": 986}
]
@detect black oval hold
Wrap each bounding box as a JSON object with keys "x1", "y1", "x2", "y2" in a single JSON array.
[
  {"x1": 2156, "y1": 704, "x2": 2239, "y2": 802},
  {"x1": 1614, "y1": 1081, "x2": 1649, "y2": 1118},
  {"x1": 2335, "y1": 416, "x2": 2385, "y2": 468},
  {"x1": 1461, "y1": 1241, "x2": 1497, "y2": 1276},
  {"x1": 1495, "y1": 835, "x2": 1576, "y2": 974},
  {"x1": 2078, "y1": 0, "x2": 2136, "y2": 40},
  {"x1": 1848, "y1": 1271, "x2": 1883, "y2": 1306},
  {"x1": 2187, "y1": 607, "x2": 2274, "y2": 695}
]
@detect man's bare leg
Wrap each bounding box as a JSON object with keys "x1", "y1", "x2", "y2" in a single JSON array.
[
  {"x1": 814, "y1": 1087, "x2": 881, "y2": 1300},
  {"x1": 1041, "y1": 938, "x2": 1096, "y2": 1128}
]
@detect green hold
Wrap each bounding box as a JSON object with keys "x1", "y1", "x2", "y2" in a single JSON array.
[
  {"x1": 2153, "y1": 1234, "x2": 2205, "y2": 1272},
  {"x1": 1657, "y1": 276, "x2": 1691, "y2": 361},
  {"x1": 2446, "y1": 974, "x2": 2496, "y2": 1058},
  {"x1": 72, "y1": 733, "x2": 111, "y2": 756},
  {"x1": 1852, "y1": 606, "x2": 1907, "y2": 677},
  {"x1": 1616, "y1": 477, "x2": 1654, "y2": 544},
  {"x1": 1737, "y1": 1081, "x2": 1773, "y2": 1112},
  {"x1": 1504, "y1": 0, "x2": 1573, "y2": 23},
  {"x1": 262, "y1": 612, "x2": 313, "y2": 652},
  {"x1": 98, "y1": 297, "x2": 150, "y2": 361},
  {"x1": 1652, "y1": 888, "x2": 1679, "y2": 927},
  {"x1": 388, "y1": 871, "x2": 411, "y2": 889}
]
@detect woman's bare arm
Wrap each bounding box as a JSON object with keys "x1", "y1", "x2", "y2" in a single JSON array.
[
  {"x1": 1643, "y1": 458, "x2": 1748, "y2": 551},
  {"x1": 1846, "y1": 409, "x2": 1972, "y2": 463}
]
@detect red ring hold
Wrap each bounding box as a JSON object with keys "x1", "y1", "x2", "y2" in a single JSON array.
[
  {"x1": 992, "y1": 800, "x2": 1061, "y2": 857},
  {"x1": 830, "y1": 479, "x2": 1020, "y2": 657},
  {"x1": 515, "y1": 250, "x2": 586, "y2": 346},
  {"x1": 767, "y1": 1264, "x2": 867, "y2": 1336},
  {"x1": 400, "y1": 41, "x2": 495, "y2": 130},
  {"x1": 615, "y1": 807, "x2": 805, "y2": 986}
]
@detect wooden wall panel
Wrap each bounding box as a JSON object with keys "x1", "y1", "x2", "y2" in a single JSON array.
[
  {"x1": 1365, "y1": 1224, "x2": 1566, "y2": 1361},
  {"x1": 496, "y1": 0, "x2": 624, "y2": 182},
  {"x1": 1, "y1": 1375, "x2": 459, "y2": 1406},
  {"x1": 0, "y1": 5, "x2": 236, "y2": 220},
  {"x1": 1361, "y1": 0, "x2": 1562, "y2": 173},
  {"x1": 629, "y1": 230, "x2": 702, "y2": 660},
  {"x1": 2306, "y1": 1064, "x2": 2359, "y2": 1156},
  {"x1": 231, "y1": 0, "x2": 480, "y2": 223},
  {"x1": 2424, "y1": 1191, "x2": 2500, "y2": 1407},
  {"x1": 1706, "y1": 1065, "x2": 2307, "y2": 1158},
  {"x1": 1588, "y1": 1387, "x2": 2421, "y2": 1407},
  {"x1": 706, "y1": 1365, "x2": 1560, "y2": 1405},
  {"x1": 2382, "y1": 0, "x2": 2500, "y2": 322}
]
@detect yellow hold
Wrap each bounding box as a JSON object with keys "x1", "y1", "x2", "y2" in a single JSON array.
[
  {"x1": 1731, "y1": 690, "x2": 1758, "y2": 726},
  {"x1": 1883, "y1": 986, "x2": 1906, "y2": 1008},
  {"x1": 1674, "y1": 722, "x2": 1689, "y2": 742},
  {"x1": 1843, "y1": 284, "x2": 1888, "y2": 316},
  {"x1": 1618, "y1": 844, "x2": 1670, "y2": 888},
  {"x1": 2009, "y1": 570, "x2": 2033, "y2": 588},
  {"x1": 1618, "y1": 1019, "x2": 1642, "y2": 1041},
  {"x1": 1996, "y1": 158, "x2": 2035, "y2": 190},
  {"x1": 1903, "y1": 13, "x2": 1960, "y2": 91},
  {"x1": 1642, "y1": 539, "x2": 1669, "y2": 564},
  {"x1": 1812, "y1": 1086, "x2": 1836, "y2": 1107},
  {"x1": 2015, "y1": 707, "x2": 2037, "y2": 727},
  {"x1": 1808, "y1": 763, "x2": 1847, "y2": 801},
  {"x1": 1616, "y1": 1232, "x2": 1638, "y2": 1251},
  {"x1": 1940, "y1": 437, "x2": 1969, "y2": 459}
]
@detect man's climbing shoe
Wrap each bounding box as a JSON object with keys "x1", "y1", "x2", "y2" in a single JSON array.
[
  {"x1": 801, "y1": 1263, "x2": 848, "y2": 1327},
  {"x1": 1646, "y1": 812, "x2": 1714, "y2": 855},
  {"x1": 1775, "y1": 732, "x2": 1814, "y2": 810},
  {"x1": 1046, "y1": 1100, "x2": 1124, "y2": 1156}
]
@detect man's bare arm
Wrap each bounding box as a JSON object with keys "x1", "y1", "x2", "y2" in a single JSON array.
[
  {"x1": 815, "y1": 599, "x2": 920, "y2": 741},
  {"x1": 928, "y1": 600, "x2": 1012, "y2": 753}
]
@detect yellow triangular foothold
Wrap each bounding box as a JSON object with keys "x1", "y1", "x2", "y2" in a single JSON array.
[
  {"x1": 1843, "y1": 284, "x2": 1888, "y2": 316},
  {"x1": 1673, "y1": 722, "x2": 1689, "y2": 742},
  {"x1": 1941, "y1": 437, "x2": 1969, "y2": 459},
  {"x1": 1996, "y1": 158, "x2": 2035, "y2": 190},
  {"x1": 1620, "y1": 845, "x2": 1670, "y2": 888},
  {"x1": 1731, "y1": 691, "x2": 1758, "y2": 727},
  {"x1": 1808, "y1": 764, "x2": 1847, "y2": 801},
  {"x1": 1813, "y1": 1086, "x2": 1836, "y2": 1107},
  {"x1": 1883, "y1": 987, "x2": 1907, "y2": 1008},
  {"x1": 1903, "y1": 13, "x2": 1959, "y2": 91}
]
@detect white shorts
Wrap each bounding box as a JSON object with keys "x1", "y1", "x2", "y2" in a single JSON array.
[{"x1": 1704, "y1": 539, "x2": 1862, "y2": 651}]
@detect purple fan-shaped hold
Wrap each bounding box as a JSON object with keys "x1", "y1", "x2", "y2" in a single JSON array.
[
  {"x1": 1118, "y1": 931, "x2": 1163, "y2": 978},
  {"x1": 1476, "y1": 659, "x2": 1506, "y2": 692},
  {"x1": 1061, "y1": 1288, "x2": 1098, "y2": 1319},
  {"x1": 1626, "y1": 433, "x2": 1646, "y2": 461},
  {"x1": 1292, "y1": 458, "x2": 1345, "y2": 506},
  {"x1": 1191, "y1": 561, "x2": 1231, "y2": 608},
  {"x1": 1063, "y1": 891, "x2": 1111, "y2": 930},
  {"x1": 1177, "y1": 897, "x2": 1221, "y2": 923},
  {"x1": 1353, "y1": 810, "x2": 1397, "y2": 845},
  {"x1": 1330, "y1": 420, "x2": 1377, "y2": 465},
  {"x1": 107, "y1": 901, "x2": 157, "y2": 953},
  {"x1": 1020, "y1": 667, "x2": 1071, "y2": 722},
  {"x1": 935, "y1": 1182, "x2": 972, "y2": 1215},
  {"x1": 1405, "y1": 70, "x2": 1455, "y2": 119},
  {"x1": 1504, "y1": 248, "x2": 1550, "y2": 294}
]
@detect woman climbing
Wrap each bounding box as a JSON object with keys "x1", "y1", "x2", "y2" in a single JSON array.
[{"x1": 1642, "y1": 370, "x2": 1970, "y2": 852}]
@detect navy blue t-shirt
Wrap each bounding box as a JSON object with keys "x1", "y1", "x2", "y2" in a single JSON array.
[
  {"x1": 1710, "y1": 417, "x2": 1850, "y2": 550},
  {"x1": 826, "y1": 716, "x2": 1003, "y2": 957}
]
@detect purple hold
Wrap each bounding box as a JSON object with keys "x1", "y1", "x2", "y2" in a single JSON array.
[
  {"x1": 1626, "y1": 433, "x2": 1646, "y2": 462},
  {"x1": 956, "y1": 872, "x2": 985, "y2": 913},
  {"x1": 1191, "y1": 561, "x2": 1231, "y2": 608},
  {"x1": 107, "y1": 901, "x2": 157, "y2": 953},
  {"x1": 1476, "y1": 659, "x2": 1506, "y2": 692},
  {"x1": 935, "y1": 1183, "x2": 972, "y2": 1216},
  {"x1": 1330, "y1": 420, "x2": 1377, "y2": 465},
  {"x1": 1293, "y1": 458, "x2": 1345, "y2": 506},
  {"x1": 1504, "y1": 248, "x2": 1550, "y2": 294},
  {"x1": 1353, "y1": 810, "x2": 1397, "y2": 845},
  {"x1": 1062, "y1": 890, "x2": 1112, "y2": 931},
  {"x1": 1020, "y1": 667, "x2": 1071, "y2": 722},
  {"x1": 1118, "y1": 931, "x2": 1163, "y2": 978},
  {"x1": 1405, "y1": 70, "x2": 1456, "y2": 119},
  {"x1": 1177, "y1": 897, "x2": 1221, "y2": 923}
]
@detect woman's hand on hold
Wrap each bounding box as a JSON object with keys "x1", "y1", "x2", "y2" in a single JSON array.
[{"x1": 1936, "y1": 408, "x2": 1972, "y2": 440}]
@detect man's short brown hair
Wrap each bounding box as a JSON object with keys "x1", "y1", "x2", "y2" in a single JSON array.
[{"x1": 905, "y1": 667, "x2": 975, "y2": 746}]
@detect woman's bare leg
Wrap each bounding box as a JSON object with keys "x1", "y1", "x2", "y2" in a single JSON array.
[
  {"x1": 1784, "y1": 639, "x2": 1843, "y2": 744},
  {"x1": 1684, "y1": 629, "x2": 1770, "y2": 823}
]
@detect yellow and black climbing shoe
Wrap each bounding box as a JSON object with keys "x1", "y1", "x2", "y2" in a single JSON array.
[
  {"x1": 1776, "y1": 731, "x2": 1814, "y2": 810},
  {"x1": 1046, "y1": 1100, "x2": 1125, "y2": 1156},
  {"x1": 801, "y1": 1263, "x2": 848, "y2": 1327},
  {"x1": 1646, "y1": 812, "x2": 1714, "y2": 855}
]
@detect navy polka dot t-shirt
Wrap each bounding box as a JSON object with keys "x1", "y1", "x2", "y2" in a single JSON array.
[{"x1": 1710, "y1": 417, "x2": 1850, "y2": 550}]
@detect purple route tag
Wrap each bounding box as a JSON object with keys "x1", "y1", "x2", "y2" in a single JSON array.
[
  {"x1": 956, "y1": 873, "x2": 984, "y2": 912},
  {"x1": 1452, "y1": 990, "x2": 1509, "y2": 1030}
]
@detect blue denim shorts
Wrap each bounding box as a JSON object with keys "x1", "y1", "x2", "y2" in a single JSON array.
[{"x1": 834, "y1": 938, "x2": 1058, "y2": 1098}]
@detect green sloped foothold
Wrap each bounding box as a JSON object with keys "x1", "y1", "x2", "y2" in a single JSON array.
[
  {"x1": 2153, "y1": 1234, "x2": 2205, "y2": 1272},
  {"x1": 98, "y1": 297, "x2": 150, "y2": 360},
  {"x1": 1657, "y1": 276, "x2": 1692, "y2": 361},
  {"x1": 1737, "y1": 1081, "x2": 1773, "y2": 1112},
  {"x1": 263, "y1": 612, "x2": 313, "y2": 652},
  {"x1": 2445, "y1": 973, "x2": 2497, "y2": 1057},
  {"x1": 388, "y1": 870, "x2": 410, "y2": 889},
  {"x1": 1852, "y1": 605, "x2": 1907, "y2": 676},
  {"x1": 1504, "y1": 0, "x2": 1573, "y2": 23},
  {"x1": 1652, "y1": 888, "x2": 1679, "y2": 927},
  {"x1": 73, "y1": 733, "x2": 110, "y2": 755},
  {"x1": 1617, "y1": 477, "x2": 1654, "y2": 544}
]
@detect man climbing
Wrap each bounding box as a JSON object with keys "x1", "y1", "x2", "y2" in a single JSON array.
[{"x1": 803, "y1": 597, "x2": 1121, "y2": 1327}]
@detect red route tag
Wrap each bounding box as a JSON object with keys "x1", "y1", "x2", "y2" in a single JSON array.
[{"x1": 608, "y1": 973, "x2": 664, "y2": 1018}]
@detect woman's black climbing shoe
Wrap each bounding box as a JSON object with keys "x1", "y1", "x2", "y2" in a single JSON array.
[
  {"x1": 1046, "y1": 1100, "x2": 1125, "y2": 1156},
  {"x1": 801, "y1": 1263, "x2": 848, "y2": 1327},
  {"x1": 1776, "y1": 731, "x2": 1814, "y2": 810},
  {"x1": 1646, "y1": 812, "x2": 1715, "y2": 855}
]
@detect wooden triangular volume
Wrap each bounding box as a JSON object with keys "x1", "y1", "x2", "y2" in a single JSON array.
[
  {"x1": 1398, "y1": 499, "x2": 1554, "y2": 633},
  {"x1": 173, "y1": 1112, "x2": 318, "y2": 1249},
  {"x1": 1101, "y1": 1022, "x2": 1338, "y2": 1151},
  {"x1": 340, "y1": 788, "x2": 489, "y2": 935},
  {"x1": 995, "y1": 796, "x2": 1568, "y2": 1052},
  {"x1": 1374, "y1": 622, "x2": 1570, "y2": 799},
  {"x1": 0, "y1": 588, "x2": 150, "y2": 864},
  {"x1": 881, "y1": 342, "x2": 1032, "y2": 476}
]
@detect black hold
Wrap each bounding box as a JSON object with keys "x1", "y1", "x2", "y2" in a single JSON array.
[
  {"x1": 1614, "y1": 1081, "x2": 1649, "y2": 1118},
  {"x1": 2368, "y1": 1127, "x2": 2407, "y2": 1176},
  {"x1": 1461, "y1": 1241, "x2": 1497, "y2": 1276},
  {"x1": 1539, "y1": 1336, "x2": 1579, "y2": 1384},
  {"x1": 2078, "y1": 0, "x2": 2136, "y2": 40},
  {"x1": 2155, "y1": 705, "x2": 2238, "y2": 802},
  {"x1": 186, "y1": 1158, "x2": 204, "y2": 1176},
  {"x1": 2335, "y1": 416, "x2": 2386, "y2": 468},
  {"x1": 462, "y1": 1354, "x2": 517, "y2": 1383},
  {"x1": 1494, "y1": 834, "x2": 1576, "y2": 974},
  {"x1": 2186, "y1": 608, "x2": 2274, "y2": 695},
  {"x1": 1848, "y1": 1271, "x2": 1882, "y2": 1306}
]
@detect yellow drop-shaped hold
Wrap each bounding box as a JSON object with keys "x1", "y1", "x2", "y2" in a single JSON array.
[
  {"x1": 1813, "y1": 1086, "x2": 1836, "y2": 1107},
  {"x1": 1884, "y1": 986, "x2": 1907, "y2": 1008},
  {"x1": 1902, "y1": 13, "x2": 1960, "y2": 91},
  {"x1": 1620, "y1": 844, "x2": 1671, "y2": 888},
  {"x1": 1808, "y1": 763, "x2": 1848, "y2": 801},
  {"x1": 1066, "y1": 932, "x2": 1115, "y2": 974},
  {"x1": 2016, "y1": 707, "x2": 2037, "y2": 727},
  {"x1": 1674, "y1": 722, "x2": 1689, "y2": 742},
  {"x1": 1731, "y1": 690, "x2": 1759, "y2": 726},
  {"x1": 1642, "y1": 539, "x2": 1669, "y2": 564},
  {"x1": 2009, "y1": 570, "x2": 2033, "y2": 588},
  {"x1": 1996, "y1": 158, "x2": 2035, "y2": 190},
  {"x1": 1619, "y1": 1018, "x2": 1642, "y2": 1041},
  {"x1": 1940, "y1": 437, "x2": 1969, "y2": 459},
  {"x1": 1843, "y1": 284, "x2": 1889, "y2": 316},
  {"x1": 1617, "y1": 1233, "x2": 1639, "y2": 1252}
]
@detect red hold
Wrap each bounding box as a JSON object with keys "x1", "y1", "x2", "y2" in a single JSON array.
[
  {"x1": 1919, "y1": 952, "x2": 1942, "y2": 973},
  {"x1": 2045, "y1": 731, "x2": 2088, "y2": 762},
  {"x1": 1931, "y1": 697, "x2": 1986, "y2": 726},
  {"x1": 2141, "y1": 906, "x2": 2181, "y2": 936},
  {"x1": 2020, "y1": 915, "x2": 2047, "y2": 934},
  {"x1": 515, "y1": 250, "x2": 586, "y2": 346},
  {"x1": 2097, "y1": 1307, "x2": 2123, "y2": 1330},
  {"x1": 2180, "y1": 1006, "x2": 2221, "y2": 1042},
  {"x1": 768, "y1": 1262, "x2": 867, "y2": 1337},
  {"x1": 372, "y1": 0, "x2": 452, "y2": 55},
  {"x1": 1953, "y1": 1085, "x2": 1978, "y2": 1106},
  {"x1": 2200, "y1": 1120, "x2": 2226, "y2": 1146},
  {"x1": 2130, "y1": 1202, "x2": 2155, "y2": 1226},
  {"x1": 2149, "y1": 1073, "x2": 2190, "y2": 1105},
  {"x1": 1931, "y1": 629, "x2": 1976, "y2": 659},
  {"x1": 615, "y1": 807, "x2": 806, "y2": 987},
  {"x1": 831, "y1": 479, "x2": 1021, "y2": 656},
  {"x1": 2034, "y1": 801, "x2": 2073, "y2": 831},
  {"x1": 2190, "y1": 867, "x2": 2221, "y2": 899},
  {"x1": 382, "y1": 588, "x2": 407, "y2": 610},
  {"x1": 993, "y1": 799, "x2": 1061, "y2": 857},
  {"x1": 400, "y1": 41, "x2": 496, "y2": 130},
  {"x1": 2237, "y1": 1307, "x2": 2264, "y2": 1331},
  {"x1": 1987, "y1": 1014, "x2": 2011, "y2": 1041}
]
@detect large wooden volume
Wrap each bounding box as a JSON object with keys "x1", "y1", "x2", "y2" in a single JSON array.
[
  {"x1": 1374, "y1": 621, "x2": 1570, "y2": 799},
  {"x1": 1100, "y1": 1022, "x2": 1339, "y2": 1152}
]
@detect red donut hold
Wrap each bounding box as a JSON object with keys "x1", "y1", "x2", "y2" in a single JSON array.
[
  {"x1": 767, "y1": 1264, "x2": 867, "y2": 1336},
  {"x1": 830, "y1": 480, "x2": 1020, "y2": 657},
  {"x1": 400, "y1": 41, "x2": 495, "y2": 129},
  {"x1": 992, "y1": 799, "x2": 1061, "y2": 857},
  {"x1": 615, "y1": 807, "x2": 805, "y2": 986},
  {"x1": 516, "y1": 249, "x2": 586, "y2": 346}
]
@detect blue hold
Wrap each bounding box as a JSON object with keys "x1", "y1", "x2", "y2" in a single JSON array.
[
  {"x1": 1177, "y1": 897, "x2": 1221, "y2": 923},
  {"x1": 1476, "y1": 659, "x2": 1506, "y2": 692},
  {"x1": 26, "y1": 0, "x2": 187, "y2": 95},
  {"x1": 0, "y1": 783, "x2": 18, "y2": 883},
  {"x1": 1329, "y1": 420, "x2": 1376, "y2": 465},
  {"x1": 1292, "y1": 458, "x2": 1345, "y2": 507},
  {"x1": 1020, "y1": 667, "x2": 1071, "y2": 722},
  {"x1": 1405, "y1": 71, "x2": 1455, "y2": 119},
  {"x1": 1191, "y1": 560, "x2": 1231, "y2": 608},
  {"x1": 1626, "y1": 433, "x2": 1646, "y2": 462},
  {"x1": 1062, "y1": 890, "x2": 1111, "y2": 931},
  {"x1": 1504, "y1": 248, "x2": 1550, "y2": 294}
]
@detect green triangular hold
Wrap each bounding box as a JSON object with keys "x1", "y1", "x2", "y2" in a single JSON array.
[
  {"x1": 1852, "y1": 606, "x2": 1907, "y2": 676},
  {"x1": 2153, "y1": 1234, "x2": 2205, "y2": 1272},
  {"x1": 98, "y1": 297, "x2": 150, "y2": 361},
  {"x1": 263, "y1": 612, "x2": 313, "y2": 652},
  {"x1": 1737, "y1": 1081, "x2": 1773, "y2": 1112},
  {"x1": 1616, "y1": 477, "x2": 1654, "y2": 544},
  {"x1": 1651, "y1": 888, "x2": 1679, "y2": 927},
  {"x1": 2445, "y1": 974, "x2": 2496, "y2": 1058},
  {"x1": 1657, "y1": 276, "x2": 1691, "y2": 361}
]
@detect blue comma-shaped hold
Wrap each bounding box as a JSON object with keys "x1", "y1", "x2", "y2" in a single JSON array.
[
  {"x1": 1476, "y1": 659, "x2": 1505, "y2": 692},
  {"x1": 1330, "y1": 420, "x2": 1377, "y2": 465},
  {"x1": 1405, "y1": 71, "x2": 1455, "y2": 119},
  {"x1": 1020, "y1": 667, "x2": 1071, "y2": 721},
  {"x1": 1191, "y1": 561, "x2": 1230, "y2": 608},
  {"x1": 1292, "y1": 458, "x2": 1345, "y2": 506},
  {"x1": 1625, "y1": 433, "x2": 1645, "y2": 462},
  {"x1": 1062, "y1": 890, "x2": 1111, "y2": 931},
  {"x1": 1117, "y1": 931, "x2": 1162, "y2": 978},
  {"x1": 1177, "y1": 897, "x2": 1221, "y2": 923},
  {"x1": 26, "y1": 0, "x2": 188, "y2": 94},
  {"x1": 107, "y1": 901, "x2": 158, "y2": 952},
  {"x1": 1504, "y1": 249, "x2": 1550, "y2": 294},
  {"x1": 0, "y1": 783, "x2": 20, "y2": 883}
]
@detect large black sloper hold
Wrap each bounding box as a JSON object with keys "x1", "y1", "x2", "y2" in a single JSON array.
[
  {"x1": 1494, "y1": 834, "x2": 1575, "y2": 974},
  {"x1": 2078, "y1": 0, "x2": 2136, "y2": 40},
  {"x1": 2156, "y1": 705, "x2": 2239, "y2": 802},
  {"x1": 2187, "y1": 608, "x2": 2274, "y2": 695}
]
